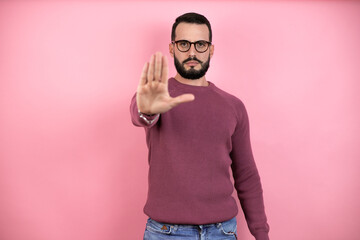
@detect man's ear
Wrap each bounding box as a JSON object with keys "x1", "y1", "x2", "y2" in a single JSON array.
[
  {"x1": 169, "y1": 43, "x2": 174, "y2": 57},
  {"x1": 210, "y1": 44, "x2": 214, "y2": 58}
]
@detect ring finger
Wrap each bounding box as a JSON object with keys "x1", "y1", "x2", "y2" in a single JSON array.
[{"x1": 147, "y1": 54, "x2": 155, "y2": 81}]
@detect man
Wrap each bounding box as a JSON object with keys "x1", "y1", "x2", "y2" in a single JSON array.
[{"x1": 130, "y1": 12, "x2": 270, "y2": 240}]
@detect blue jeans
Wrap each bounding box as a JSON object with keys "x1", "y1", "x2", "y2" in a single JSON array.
[{"x1": 143, "y1": 217, "x2": 238, "y2": 239}]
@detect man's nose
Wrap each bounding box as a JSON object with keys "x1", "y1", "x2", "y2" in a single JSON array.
[{"x1": 188, "y1": 43, "x2": 197, "y2": 56}]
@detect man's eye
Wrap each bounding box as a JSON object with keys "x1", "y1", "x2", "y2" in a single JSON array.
[
  {"x1": 197, "y1": 41, "x2": 206, "y2": 47},
  {"x1": 179, "y1": 41, "x2": 188, "y2": 47}
]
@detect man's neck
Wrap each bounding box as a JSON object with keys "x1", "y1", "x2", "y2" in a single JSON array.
[{"x1": 174, "y1": 74, "x2": 209, "y2": 87}]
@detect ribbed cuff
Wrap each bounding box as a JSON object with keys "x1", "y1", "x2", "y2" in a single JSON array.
[{"x1": 254, "y1": 231, "x2": 269, "y2": 240}]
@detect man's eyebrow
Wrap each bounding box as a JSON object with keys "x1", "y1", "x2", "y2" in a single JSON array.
[{"x1": 175, "y1": 39, "x2": 208, "y2": 42}]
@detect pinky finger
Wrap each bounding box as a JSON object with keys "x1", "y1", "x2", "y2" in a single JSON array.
[{"x1": 139, "y1": 62, "x2": 149, "y2": 86}]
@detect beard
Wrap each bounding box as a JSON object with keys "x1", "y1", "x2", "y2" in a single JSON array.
[{"x1": 174, "y1": 54, "x2": 210, "y2": 80}]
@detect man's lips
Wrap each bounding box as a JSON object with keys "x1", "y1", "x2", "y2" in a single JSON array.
[{"x1": 185, "y1": 61, "x2": 199, "y2": 66}]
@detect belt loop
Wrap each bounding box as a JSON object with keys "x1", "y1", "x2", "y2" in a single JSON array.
[{"x1": 173, "y1": 224, "x2": 178, "y2": 231}]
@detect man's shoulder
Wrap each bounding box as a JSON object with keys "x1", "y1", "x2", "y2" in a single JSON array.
[{"x1": 211, "y1": 84, "x2": 246, "y2": 109}]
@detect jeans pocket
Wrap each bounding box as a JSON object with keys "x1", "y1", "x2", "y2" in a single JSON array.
[
  {"x1": 220, "y1": 217, "x2": 238, "y2": 238},
  {"x1": 146, "y1": 218, "x2": 173, "y2": 235}
]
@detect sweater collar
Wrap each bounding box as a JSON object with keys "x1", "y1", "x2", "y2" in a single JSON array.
[{"x1": 169, "y1": 77, "x2": 215, "y2": 91}]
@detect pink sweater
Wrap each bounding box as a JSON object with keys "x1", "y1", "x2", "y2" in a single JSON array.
[{"x1": 130, "y1": 78, "x2": 269, "y2": 239}]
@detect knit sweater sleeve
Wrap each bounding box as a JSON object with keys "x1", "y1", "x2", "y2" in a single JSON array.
[
  {"x1": 230, "y1": 100, "x2": 270, "y2": 240},
  {"x1": 129, "y1": 93, "x2": 159, "y2": 128}
]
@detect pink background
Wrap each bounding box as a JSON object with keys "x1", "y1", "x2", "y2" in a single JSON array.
[{"x1": 1, "y1": 1, "x2": 359, "y2": 239}]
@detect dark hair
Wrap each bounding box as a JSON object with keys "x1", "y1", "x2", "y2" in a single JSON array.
[{"x1": 171, "y1": 12, "x2": 212, "y2": 42}]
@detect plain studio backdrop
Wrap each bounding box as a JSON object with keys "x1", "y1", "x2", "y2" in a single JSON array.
[{"x1": 0, "y1": 1, "x2": 359, "y2": 239}]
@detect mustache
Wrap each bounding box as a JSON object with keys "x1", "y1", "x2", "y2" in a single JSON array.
[{"x1": 183, "y1": 57, "x2": 203, "y2": 64}]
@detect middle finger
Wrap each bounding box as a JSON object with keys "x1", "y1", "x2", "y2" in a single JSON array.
[{"x1": 154, "y1": 52, "x2": 162, "y2": 81}]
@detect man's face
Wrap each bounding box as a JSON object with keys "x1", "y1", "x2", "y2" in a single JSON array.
[{"x1": 170, "y1": 23, "x2": 214, "y2": 80}]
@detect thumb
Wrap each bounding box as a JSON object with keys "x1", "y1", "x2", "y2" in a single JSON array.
[{"x1": 171, "y1": 93, "x2": 195, "y2": 107}]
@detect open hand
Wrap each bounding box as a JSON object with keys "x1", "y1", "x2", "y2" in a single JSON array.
[{"x1": 136, "y1": 52, "x2": 195, "y2": 115}]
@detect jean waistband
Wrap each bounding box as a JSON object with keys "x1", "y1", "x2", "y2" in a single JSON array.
[{"x1": 147, "y1": 217, "x2": 236, "y2": 230}]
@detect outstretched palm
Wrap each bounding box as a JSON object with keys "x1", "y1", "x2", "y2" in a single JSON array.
[{"x1": 136, "y1": 52, "x2": 195, "y2": 115}]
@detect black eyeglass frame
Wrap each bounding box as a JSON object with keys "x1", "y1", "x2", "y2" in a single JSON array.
[{"x1": 172, "y1": 40, "x2": 212, "y2": 53}]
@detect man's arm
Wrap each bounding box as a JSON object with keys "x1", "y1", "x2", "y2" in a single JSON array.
[{"x1": 230, "y1": 101, "x2": 270, "y2": 240}]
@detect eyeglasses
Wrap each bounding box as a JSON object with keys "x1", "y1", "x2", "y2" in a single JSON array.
[{"x1": 172, "y1": 40, "x2": 211, "y2": 53}]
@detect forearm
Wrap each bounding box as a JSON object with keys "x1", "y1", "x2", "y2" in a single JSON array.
[{"x1": 235, "y1": 167, "x2": 269, "y2": 240}]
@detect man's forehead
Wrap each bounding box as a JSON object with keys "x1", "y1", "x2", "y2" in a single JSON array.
[{"x1": 175, "y1": 22, "x2": 210, "y2": 41}]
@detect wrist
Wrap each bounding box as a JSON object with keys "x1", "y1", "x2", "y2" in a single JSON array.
[
  {"x1": 138, "y1": 110, "x2": 157, "y2": 117},
  {"x1": 138, "y1": 110, "x2": 160, "y2": 125}
]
